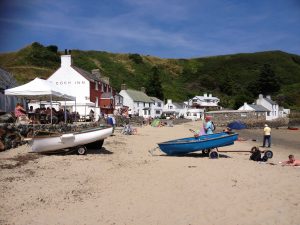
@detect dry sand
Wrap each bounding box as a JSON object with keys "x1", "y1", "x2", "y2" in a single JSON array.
[{"x1": 0, "y1": 121, "x2": 300, "y2": 225}]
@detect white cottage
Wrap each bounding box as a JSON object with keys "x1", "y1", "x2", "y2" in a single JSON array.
[
  {"x1": 119, "y1": 85, "x2": 154, "y2": 118},
  {"x1": 255, "y1": 94, "x2": 279, "y2": 120},
  {"x1": 238, "y1": 102, "x2": 269, "y2": 113},
  {"x1": 238, "y1": 94, "x2": 289, "y2": 121},
  {"x1": 47, "y1": 54, "x2": 115, "y2": 119},
  {"x1": 163, "y1": 99, "x2": 187, "y2": 118},
  {"x1": 185, "y1": 108, "x2": 205, "y2": 121},
  {"x1": 150, "y1": 97, "x2": 164, "y2": 118},
  {"x1": 188, "y1": 93, "x2": 220, "y2": 109}
]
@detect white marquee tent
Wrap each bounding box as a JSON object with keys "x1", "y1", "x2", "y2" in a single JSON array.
[
  {"x1": 5, "y1": 78, "x2": 76, "y2": 123},
  {"x1": 5, "y1": 77, "x2": 76, "y2": 101}
]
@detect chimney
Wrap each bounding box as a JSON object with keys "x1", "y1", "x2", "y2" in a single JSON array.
[
  {"x1": 209, "y1": 93, "x2": 212, "y2": 98},
  {"x1": 68, "y1": 50, "x2": 72, "y2": 55},
  {"x1": 204, "y1": 93, "x2": 207, "y2": 98},
  {"x1": 121, "y1": 84, "x2": 127, "y2": 90},
  {"x1": 259, "y1": 94, "x2": 263, "y2": 99},
  {"x1": 167, "y1": 99, "x2": 172, "y2": 104},
  {"x1": 64, "y1": 49, "x2": 68, "y2": 54},
  {"x1": 61, "y1": 55, "x2": 72, "y2": 67},
  {"x1": 91, "y1": 69, "x2": 101, "y2": 79},
  {"x1": 141, "y1": 87, "x2": 146, "y2": 93},
  {"x1": 266, "y1": 95, "x2": 271, "y2": 100}
]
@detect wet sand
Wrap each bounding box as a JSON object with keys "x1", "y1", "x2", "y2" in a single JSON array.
[
  {"x1": 0, "y1": 121, "x2": 300, "y2": 225},
  {"x1": 236, "y1": 127, "x2": 300, "y2": 153}
]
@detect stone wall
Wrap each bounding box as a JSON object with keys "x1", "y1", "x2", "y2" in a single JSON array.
[
  {"x1": 206, "y1": 110, "x2": 289, "y2": 128},
  {"x1": 206, "y1": 111, "x2": 266, "y2": 126}
]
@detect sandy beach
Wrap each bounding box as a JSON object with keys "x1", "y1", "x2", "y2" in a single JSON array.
[{"x1": 0, "y1": 121, "x2": 300, "y2": 225}]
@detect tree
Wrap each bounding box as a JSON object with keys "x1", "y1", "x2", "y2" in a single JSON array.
[
  {"x1": 129, "y1": 53, "x2": 143, "y2": 64},
  {"x1": 233, "y1": 94, "x2": 254, "y2": 109},
  {"x1": 145, "y1": 66, "x2": 164, "y2": 100},
  {"x1": 257, "y1": 64, "x2": 280, "y2": 95},
  {"x1": 46, "y1": 45, "x2": 58, "y2": 53}
]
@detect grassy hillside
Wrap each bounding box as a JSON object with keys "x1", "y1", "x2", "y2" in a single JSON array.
[{"x1": 1, "y1": 42, "x2": 300, "y2": 110}]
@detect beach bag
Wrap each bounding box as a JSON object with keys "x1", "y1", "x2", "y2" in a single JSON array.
[{"x1": 250, "y1": 148, "x2": 261, "y2": 161}]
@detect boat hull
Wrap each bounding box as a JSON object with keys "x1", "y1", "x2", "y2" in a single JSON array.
[
  {"x1": 158, "y1": 132, "x2": 238, "y2": 155},
  {"x1": 30, "y1": 127, "x2": 113, "y2": 153}
]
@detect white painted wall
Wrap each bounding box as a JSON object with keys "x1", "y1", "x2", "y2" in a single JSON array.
[
  {"x1": 256, "y1": 95, "x2": 279, "y2": 120},
  {"x1": 119, "y1": 90, "x2": 134, "y2": 115},
  {"x1": 150, "y1": 100, "x2": 164, "y2": 118},
  {"x1": 185, "y1": 108, "x2": 204, "y2": 120},
  {"x1": 47, "y1": 55, "x2": 100, "y2": 118},
  {"x1": 119, "y1": 90, "x2": 154, "y2": 118},
  {"x1": 47, "y1": 55, "x2": 90, "y2": 103}
]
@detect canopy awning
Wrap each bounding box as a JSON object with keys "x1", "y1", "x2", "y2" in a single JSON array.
[{"x1": 5, "y1": 78, "x2": 75, "y2": 101}]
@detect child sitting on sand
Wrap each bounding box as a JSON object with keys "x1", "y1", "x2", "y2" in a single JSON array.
[{"x1": 280, "y1": 155, "x2": 300, "y2": 166}]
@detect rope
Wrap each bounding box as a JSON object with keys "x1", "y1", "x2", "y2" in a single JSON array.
[{"x1": 148, "y1": 146, "x2": 159, "y2": 156}]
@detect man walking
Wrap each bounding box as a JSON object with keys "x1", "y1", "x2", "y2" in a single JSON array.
[{"x1": 262, "y1": 124, "x2": 271, "y2": 147}]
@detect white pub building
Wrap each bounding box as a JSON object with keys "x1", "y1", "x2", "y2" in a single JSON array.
[{"x1": 47, "y1": 53, "x2": 114, "y2": 119}]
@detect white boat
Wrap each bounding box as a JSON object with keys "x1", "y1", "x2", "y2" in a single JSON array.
[{"x1": 28, "y1": 127, "x2": 113, "y2": 154}]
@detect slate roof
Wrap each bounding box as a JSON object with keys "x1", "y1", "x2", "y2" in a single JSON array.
[
  {"x1": 249, "y1": 104, "x2": 270, "y2": 112},
  {"x1": 150, "y1": 97, "x2": 163, "y2": 102},
  {"x1": 264, "y1": 97, "x2": 277, "y2": 105},
  {"x1": 173, "y1": 102, "x2": 186, "y2": 109},
  {"x1": 125, "y1": 89, "x2": 153, "y2": 103},
  {"x1": 71, "y1": 66, "x2": 101, "y2": 82}
]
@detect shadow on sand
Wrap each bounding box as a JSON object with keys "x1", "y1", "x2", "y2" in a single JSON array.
[
  {"x1": 154, "y1": 152, "x2": 231, "y2": 159},
  {"x1": 40, "y1": 147, "x2": 113, "y2": 156}
]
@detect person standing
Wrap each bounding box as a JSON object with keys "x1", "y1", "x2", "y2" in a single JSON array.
[
  {"x1": 204, "y1": 116, "x2": 214, "y2": 135},
  {"x1": 107, "y1": 114, "x2": 116, "y2": 134},
  {"x1": 262, "y1": 124, "x2": 271, "y2": 147},
  {"x1": 111, "y1": 115, "x2": 116, "y2": 133}
]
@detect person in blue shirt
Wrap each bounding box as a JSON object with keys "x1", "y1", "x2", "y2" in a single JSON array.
[{"x1": 204, "y1": 116, "x2": 214, "y2": 134}]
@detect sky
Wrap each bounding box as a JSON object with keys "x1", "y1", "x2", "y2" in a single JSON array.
[{"x1": 0, "y1": 0, "x2": 299, "y2": 58}]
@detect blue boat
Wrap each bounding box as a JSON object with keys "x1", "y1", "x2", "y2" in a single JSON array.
[{"x1": 158, "y1": 132, "x2": 238, "y2": 156}]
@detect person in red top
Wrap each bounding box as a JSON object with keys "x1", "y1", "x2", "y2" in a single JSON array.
[
  {"x1": 14, "y1": 103, "x2": 31, "y2": 124},
  {"x1": 14, "y1": 103, "x2": 27, "y2": 117}
]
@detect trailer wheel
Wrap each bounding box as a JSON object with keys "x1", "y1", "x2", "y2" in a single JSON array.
[
  {"x1": 76, "y1": 146, "x2": 87, "y2": 155},
  {"x1": 264, "y1": 150, "x2": 273, "y2": 159},
  {"x1": 251, "y1": 146, "x2": 259, "y2": 153},
  {"x1": 209, "y1": 150, "x2": 219, "y2": 159},
  {"x1": 203, "y1": 149, "x2": 210, "y2": 156}
]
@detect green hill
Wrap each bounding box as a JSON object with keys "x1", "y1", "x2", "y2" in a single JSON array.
[{"x1": 1, "y1": 42, "x2": 300, "y2": 110}]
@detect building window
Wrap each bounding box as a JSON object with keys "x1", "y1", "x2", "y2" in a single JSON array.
[
  {"x1": 95, "y1": 82, "x2": 98, "y2": 90},
  {"x1": 157, "y1": 102, "x2": 161, "y2": 107},
  {"x1": 156, "y1": 110, "x2": 160, "y2": 114}
]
